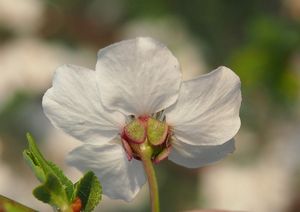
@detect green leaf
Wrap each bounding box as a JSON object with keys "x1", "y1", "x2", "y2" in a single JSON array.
[
  {"x1": 23, "y1": 150, "x2": 46, "y2": 182},
  {"x1": 47, "y1": 161, "x2": 74, "y2": 201},
  {"x1": 74, "y1": 171, "x2": 102, "y2": 212},
  {"x1": 24, "y1": 133, "x2": 102, "y2": 211},
  {"x1": 33, "y1": 173, "x2": 69, "y2": 209},
  {"x1": 23, "y1": 133, "x2": 74, "y2": 201},
  {"x1": 0, "y1": 194, "x2": 37, "y2": 212}
]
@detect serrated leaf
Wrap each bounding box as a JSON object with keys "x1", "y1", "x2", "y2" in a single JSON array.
[
  {"x1": 74, "y1": 171, "x2": 102, "y2": 212},
  {"x1": 23, "y1": 150, "x2": 46, "y2": 182},
  {"x1": 24, "y1": 133, "x2": 102, "y2": 211},
  {"x1": 33, "y1": 173, "x2": 68, "y2": 209},
  {"x1": 47, "y1": 161, "x2": 74, "y2": 200},
  {"x1": 23, "y1": 133, "x2": 74, "y2": 201}
]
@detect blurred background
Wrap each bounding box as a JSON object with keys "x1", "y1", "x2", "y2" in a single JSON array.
[{"x1": 0, "y1": 0, "x2": 300, "y2": 211}]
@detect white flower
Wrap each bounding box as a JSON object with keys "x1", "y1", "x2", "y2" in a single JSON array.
[{"x1": 42, "y1": 37, "x2": 241, "y2": 201}]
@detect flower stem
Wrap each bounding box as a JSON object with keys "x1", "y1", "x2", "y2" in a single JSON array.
[{"x1": 140, "y1": 155, "x2": 160, "y2": 212}]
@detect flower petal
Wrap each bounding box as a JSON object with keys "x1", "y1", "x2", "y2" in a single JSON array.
[
  {"x1": 165, "y1": 66, "x2": 241, "y2": 145},
  {"x1": 66, "y1": 142, "x2": 146, "y2": 201},
  {"x1": 169, "y1": 137, "x2": 235, "y2": 168},
  {"x1": 43, "y1": 64, "x2": 125, "y2": 143},
  {"x1": 96, "y1": 37, "x2": 182, "y2": 116}
]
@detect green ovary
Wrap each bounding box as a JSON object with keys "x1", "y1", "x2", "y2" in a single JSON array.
[
  {"x1": 147, "y1": 118, "x2": 168, "y2": 146},
  {"x1": 126, "y1": 120, "x2": 146, "y2": 142}
]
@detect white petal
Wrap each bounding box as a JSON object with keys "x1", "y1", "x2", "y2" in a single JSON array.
[
  {"x1": 169, "y1": 137, "x2": 235, "y2": 168},
  {"x1": 66, "y1": 142, "x2": 146, "y2": 201},
  {"x1": 96, "y1": 37, "x2": 182, "y2": 116},
  {"x1": 43, "y1": 64, "x2": 125, "y2": 144},
  {"x1": 165, "y1": 66, "x2": 241, "y2": 145}
]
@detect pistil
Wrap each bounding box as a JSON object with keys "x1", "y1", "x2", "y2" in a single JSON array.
[{"x1": 121, "y1": 116, "x2": 172, "y2": 212}]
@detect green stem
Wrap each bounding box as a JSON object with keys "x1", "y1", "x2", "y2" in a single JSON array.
[{"x1": 140, "y1": 155, "x2": 160, "y2": 212}]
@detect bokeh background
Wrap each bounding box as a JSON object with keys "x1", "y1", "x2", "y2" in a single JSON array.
[{"x1": 0, "y1": 0, "x2": 300, "y2": 211}]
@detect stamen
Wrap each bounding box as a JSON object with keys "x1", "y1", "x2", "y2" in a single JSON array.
[
  {"x1": 152, "y1": 110, "x2": 166, "y2": 121},
  {"x1": 158, "y1": 110, "x2": 166, "y2": 122}
]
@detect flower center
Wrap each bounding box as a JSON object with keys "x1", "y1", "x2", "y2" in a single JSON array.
[{"x1": 121, "y1": 115, "x2": 171, "y2": 163}]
